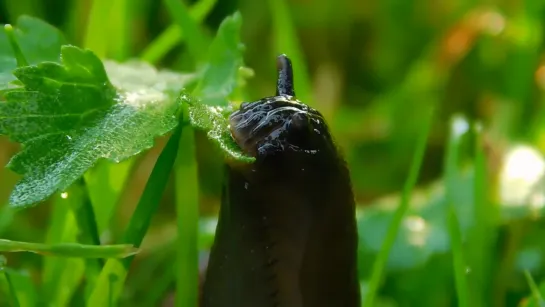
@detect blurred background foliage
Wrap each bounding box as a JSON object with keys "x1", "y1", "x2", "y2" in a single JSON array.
[{"x1": 2, "y1": 0, "x2": 545, "y2": 306}]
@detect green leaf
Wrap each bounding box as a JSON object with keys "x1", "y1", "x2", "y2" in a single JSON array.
[
  {"x1": 0, "y1": 15, "x2": 66, "y2": 88},
  {"x1": 188, "y1": 11, "x2": 252, "y2": 163},
  {"x1": 1, "y1": 46, "x2": 191, "y2": 208},
  {"x1": 188, "y1": 101, "x2": 254, "y2": 163},
  {"x1": 193, "y1": 11, "x2": 244, "y2": 107},
  {"x1": 103, "y1": 59, "x2": 197, "y2": 99}
]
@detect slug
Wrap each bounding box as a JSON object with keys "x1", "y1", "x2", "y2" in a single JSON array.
[{"x1": 201, "y1": 55, "x2": 360, "y2": 307}]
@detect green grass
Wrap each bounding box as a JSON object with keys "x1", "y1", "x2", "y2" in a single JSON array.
[
  {"x1": 174, "y1": 126, "x2": 199, "y2": 307},
  {"x1": 2, "y1": 0, "x2": 545, "y2": 306},
  {"x1": 363, "y1": 105, "x2": 434, "y2": 307}
]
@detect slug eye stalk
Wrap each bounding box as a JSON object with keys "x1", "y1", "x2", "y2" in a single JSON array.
[{"x1": 276, "y1": 54, "x2": 295, "y2": 97}]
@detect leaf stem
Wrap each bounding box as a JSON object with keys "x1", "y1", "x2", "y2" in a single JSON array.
[
  {"x1": 3, "y1": 25, "x2": 29, "y2": 67},
  {"x1": 363, "y1": 106, "x2": 434, "y2": 307}
]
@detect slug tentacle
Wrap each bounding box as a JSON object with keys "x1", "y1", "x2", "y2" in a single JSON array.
[{"x1": 276, "y1": 54, "x2": 295, "y2": 97}]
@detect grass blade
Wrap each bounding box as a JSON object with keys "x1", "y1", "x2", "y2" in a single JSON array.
[
  {"x1": 524, "y1": 270, "x2": 544, "y2": 306},
  {"x1": 3, "y1": 271, "x2": 20, "y2": 307},
  {"x1": 107, "y1": 0, "x2": 132, "y2": 60},
  {"x1": 0, "y1": 256, "x2": 20, "y2": 307},
  {"x1": 141, "y1": 0, "x2": 218, "y2": 64},
  {"x1": 162, "y1": 0, "x2": 210, "y2": 63},
  {"x1": 84, "y1": 0, "x2": 111, "y2": 57},
  {"x1": 448, "y1": 206, "x2": 469, "y2": 307},
  {"x1": 84, "y1": 159, "x2": 135, "y2": 236},
  {"x1": 0, "y1": 265, "x2": 37, "y2": 307},
  {"x1": 143, "y1": 266, "x2": 175, "y2": 306},
  {"x1": 466, "y1": 122, "x2": 496, "y2": 306},
  {"x1": 41, "y1": 193, "x2": 85, "y2": 305},
  {"x1": 444, "y1": 116, "x2": 470, "y2": 307},
  {"x1": 175, "y1": 127, "x2": 199, "y2": 307},
  {"x1": 86, "y1": 124, "x2": 183, "y2": 307},
  {"x1": 71, "y1": 179, "x2": 103, "y2": 252},
  {"x1": 121, "y1": 130, "x2": 183, "y2": 257},
  {"x1": 363, "y1": 106, "x2": 434, "y2": 307}
]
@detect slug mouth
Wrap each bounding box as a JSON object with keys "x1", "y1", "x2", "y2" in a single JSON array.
[{"x1": 229, "y1": 96, "x2": 322, "y2": 157}]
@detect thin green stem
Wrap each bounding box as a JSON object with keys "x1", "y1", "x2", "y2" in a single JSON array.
[
  {"x1": 4, "y1": 25, "x2": 28, "y2": 67},
  {"x1": 121, "y1": 126, "x2": 184, "y2": 267},
  {"x1": 444, "y1": 116, "x2": 470, "y2": 307},
  {"x1": 524, "y1": 270, "x2": 544, "y2": 305},
  {"x1": 363, "y1": 106, "x2": 434, "y2": 307},
  {"x1": 175, "y1": 126, "x2": 199, "y2": 307},
  {"x1": 448, "y1": 206, "x2": 470, "y2": 307},
  {"x1": 0, "y1": 239, "x2": 137, "y2": 258},
  {"x1": 73, "y1": 179, "x2": 103, "y2": 262},
  {"x1": 467, "y1": 122, "x2": 496, "y2": 307}
]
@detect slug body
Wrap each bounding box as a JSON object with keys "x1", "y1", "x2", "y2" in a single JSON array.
[{"x1": 202, "y1": 55, "x2": 360, "y2": 307}]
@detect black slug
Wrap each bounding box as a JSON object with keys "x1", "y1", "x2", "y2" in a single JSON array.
[{"x1": 201, "y1": 55, "x2": 360, "y2": 307}]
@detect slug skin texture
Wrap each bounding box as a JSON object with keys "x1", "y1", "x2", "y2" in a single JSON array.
[{"x1": 201, "y1": 56, "x2": 361, "y2": 307}]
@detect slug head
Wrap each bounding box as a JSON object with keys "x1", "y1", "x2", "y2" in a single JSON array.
[
  {"x1": 229, "y1": 55, "x2": 335, "y2": 163},
  {"x1": 229, "y1": 96, "x2": 332, "y2": 158}
]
